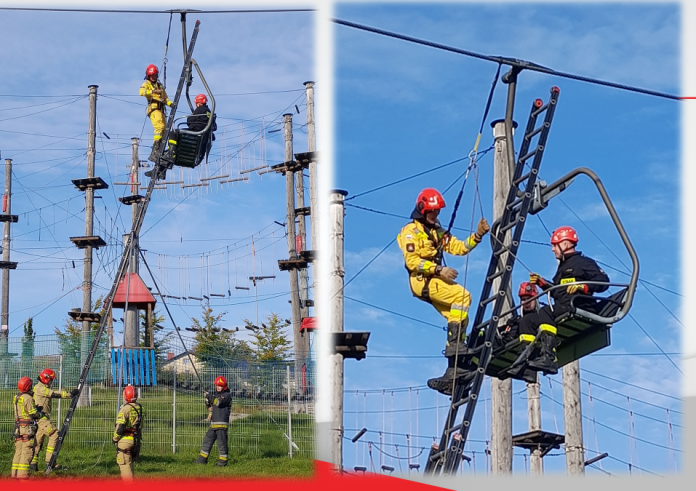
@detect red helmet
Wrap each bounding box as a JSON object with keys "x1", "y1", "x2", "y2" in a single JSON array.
[
  {"x1": 215, "y1": 376, "x2": 228, "y2": 390},
  {"x1": 416, "y1": 188, "x2": 446, "y2": 213},
  {"x1": 123, "y1": 385, "x2": 137, "y2": 403},
  {"x1": 551, "y1": 226, "x2": 578, "y2": 245},
  {"x1": 18, "y1": 376, "x2": 33, "y2": 393},
  {"x1": 194, "y1": 94, "x2": 207, "y2": 105},
  {"x1": 39, "y1": 368, "x2": 56, "y2": 384},
  {"x1": 145, "y1": 64, "x2": 159, "y2": 79},
  {"x1": 518, "y1": 282, "x2": 538, "y2": 298}
]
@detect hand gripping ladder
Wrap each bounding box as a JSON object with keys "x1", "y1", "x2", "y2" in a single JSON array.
[
  {"x1": 45, "y1": 20, "x2": 202, "y2": 474},
  {"x1": 424, "y1": 86, "x2": 560, "y2": 476}
]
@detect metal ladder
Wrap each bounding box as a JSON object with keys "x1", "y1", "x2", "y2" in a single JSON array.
[
  {"x1": 45, "y1": 19, "x2": 202, "y2": 474},
  {"x1": 424, "y1": 86, "x2": 560, "y2": 476}
]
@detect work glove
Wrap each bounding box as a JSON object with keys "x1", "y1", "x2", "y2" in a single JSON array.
[
  {"x1": 474, "y1": 218, "x2": 490, "y2": 242},
  {"x1": 566, "y1": 284, "x2": 589, "y2": 295},
  {"x1": 112, "y1": 438, "x2": 119, "y2": 445},
  {"x1": 70, "y1": 389, "x2": 79, "y2": 398},
  {"x1": 529, "y1": 273, "x2": 547, "y2": 287},
  {"x1": 436, "y1": 266, "x2": 458, "y2": 281}
]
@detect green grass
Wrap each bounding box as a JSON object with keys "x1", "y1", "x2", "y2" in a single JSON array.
[
  {"x1": 1, "y1": 387, "x2": 315, "y2": 479},
  {"x1": 0, "y1": 442, "x2": 314, "y2": 479}
]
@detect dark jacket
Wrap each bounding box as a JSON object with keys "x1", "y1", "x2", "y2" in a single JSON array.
[
  {"x1": 187, "y1": 104, "x2": 217, "y2": 138},
  {"x1": 207, "y1": 388, "x2": 232, "y2": 430},
  {"x1": 539, "y1": 251, "x2": 609, "y2": 308}
]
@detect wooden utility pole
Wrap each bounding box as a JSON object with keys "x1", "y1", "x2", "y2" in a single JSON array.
[
  {"x1": 528, "y1": 374, "x2": 543, "y2": 474},
  {"x1": 79, "y1": 85, "x2": 98, "y2": 407},
  {"x1": 0, "y1": 157, "x2": 18, "y2": 383},
  {"x1": 490, "y1": 119, "x2": 513, "y2": 474},
  {"x1": 563, "y1": 360, "x2": 585, "y2": 474},
  {"x1": 328, "y1": 189, "x2": 347, "y2": 472},
  {"x1": 294, "y1": 127, "x2": 310, "y2": 322},
  {"x1": 283, "y1": 114, "x2": 306, "y2": 375},
  {"x1": 305, "y1": 81, "x2": 318, "y2": 286},
  {"x1": 124, "y1": 138, "x2": 140, "y2": 347}
]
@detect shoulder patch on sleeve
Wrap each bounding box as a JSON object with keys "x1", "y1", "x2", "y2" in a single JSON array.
[{"x1": 406, "y1": 244, "x2": 415, "y2": 252}]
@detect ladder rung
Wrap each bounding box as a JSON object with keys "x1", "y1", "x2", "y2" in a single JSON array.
[
  {"x1": 524, "y1": 125, "x2": 544, "y2": 140},
  {"x1": 486, "y1": 269, "x2": 505, "y2": 282},
  {"x1": 532, "y1": 102, "x2": 550, "y2": 117},
  {"x1": 494, "y1": 244, "x2": 510, "y2": 257},
  {"x1": 429, "y1": 449, "x2": 447, "y2": 462},
  {"x1": 500, "y1": 216, "x2": 519, "y2": 233},
  {"x1": 445, "y1": 423, "x2": 462, "y2": 435},
  {"x1": 519, "y1": 147, "x2": 538, "y2": 163},
  {"x1": 506, "y1": 195, "x2": 525, "y2": 211},
  {"x1": 473, "y1": 320, "x2": 489, "y2": 331},
  {"x1": 480, "y1": 294, "x2": 497, "y2": 306},
  {"x1": 453, "y1": 396, "x2": 470, "y2": 409},
  {"x1": 513, "y1": 171, "x2": 531, "y2": 186}
]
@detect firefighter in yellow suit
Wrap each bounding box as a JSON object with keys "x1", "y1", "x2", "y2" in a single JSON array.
[
  {"x1": 397, "y1": 188, "x2": 490, "y2": 395},
  {"x1": 140, "y1": 64, "x2": 173, "y2": 162},
  {"x1": 113, "y1": 385, "x2": 143, "y2": 480},
  {"x1": 12, "y1": 377, "x2": 42, "y2": 479},
  {"x1": 30, "y1": 368, "x2": 78, "y2": 472}
]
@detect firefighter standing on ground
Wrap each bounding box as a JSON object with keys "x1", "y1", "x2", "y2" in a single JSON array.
[
  {"x1": 11, "y1": 377, "x2": 41, "y2": 479},
  {"x1": 30, "y1": 368, "x2": 78, "y2": 472},
  {"x1": 139, "y1": 64, "x2": 173, "y2": 162},
  {"x1": 519, "y1": 226, "x2": 610, "y2": 374},
  {"x1": 397, "y1": 188, "x2": 490, "y2": 395},
  {"x1": 113, "y1": 385, "x2": 143, "y2": 480},
  {"x1": 196, "y1": 376, "x2": 231, "y2": 466}
]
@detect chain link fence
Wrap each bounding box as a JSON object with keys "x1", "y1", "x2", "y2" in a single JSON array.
[{"x1": 0, "y1": 333, "x2": 315, "y2": 460}]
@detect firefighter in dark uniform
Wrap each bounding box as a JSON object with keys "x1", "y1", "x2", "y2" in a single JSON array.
[
  {"x1": 196, "y1": 376, "x2": 231, "y2": 466},
  {"x1": 160, "y1": 93, "x2": 217, "y2": 168},
  {"x1": 519, "y1": 226, "x2": 610, "y2": 374},
  {"x1": 113, "y1": 385, "x2": 143, "y2": 480},
  {"x1": 187, "y1": 93, "x2": 217, "y2": 163},
  {"x1": 498, "y1": 282, "x2": 542, "y2": 345}
]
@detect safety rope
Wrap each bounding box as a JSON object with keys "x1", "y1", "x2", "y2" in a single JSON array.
[
  {"x1": 444, "y1": 63, "x2": 501, "y2": 236},
  {"x1": 162, "y1": 13, "x2": 173, "y2": 90}
]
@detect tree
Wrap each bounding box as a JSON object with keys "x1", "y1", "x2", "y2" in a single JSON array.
[
  {"x1": 139, "y1": 308, "x2": 166, "y2": 358},
  {"x1": 247, "y1": 312, "x2": 292, "y2": 362},
  {"x1": 21, "y1": 317, "x2": 35, "y2": 366},
  {"x1": 191, "y1": 305, "x2": 254, "y2": 368},
  {"x1": 54, "y1": 296, "x2": 110, "y2": 384}
]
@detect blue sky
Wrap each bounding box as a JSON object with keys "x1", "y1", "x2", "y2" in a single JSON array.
[
  {"x1": 333, "y1": 3, "x2": 681, "y2": 477},
  {"x1": 0, "y1": 6, "x2": 316, "y2": 355}
]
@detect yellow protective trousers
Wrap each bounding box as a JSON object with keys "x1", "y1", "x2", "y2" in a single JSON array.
[
  {"x1": 409, "y1": 275, "x2": 471, "y2": 324},
  {"x1": 32, "y1": 418, "x2": 58, "y2": 466},
  {"x1": 149, "y1": 110, "x2": 166, "y2": 143},
  {"x1": 11, "y1": 432, "x2": 35, "y2": 479},
  {"x1": 116, "y1": 438, "x2": 134, "y2": 480}
]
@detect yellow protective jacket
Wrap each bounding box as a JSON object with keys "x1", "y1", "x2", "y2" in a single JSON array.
[
  {"x1": 397, "y1": 219, "x2": 480, "y2": 290},
  {"x1": 33, "y1": 381, "x2": 69, "y2": 420},
  {"x1": 139, "y1": 80, "x2": 172, "y2": 116},
  {"x1": 14, "y1": 391, "x2": 40, "y2": 436},
  {"x1": 113, "y1": 402, "x2": 142, "y2": 443}
]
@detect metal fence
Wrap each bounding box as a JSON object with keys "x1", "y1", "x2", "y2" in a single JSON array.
[{"x1": 0, "y1": 334, "x2": 315, "y2": 460}]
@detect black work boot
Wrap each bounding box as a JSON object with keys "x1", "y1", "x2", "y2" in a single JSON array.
[
  {"x1": 148, "y1": 139, "x2": 162, "y2": 163},
  {"x1": 216, "y1": 459, "x2": 227, "y2": 467},
  {"x1": 144, "y1": 164, "x2": 166, "y2": 180},
  {"x1": 427, "y1": 358, "x2": 472, "y2": 396},
  {"x1": 527, "y1": 331, "x2": 558, "y2": 375},
  {"x1": 443, "y1": 320, "x2": 468, "y2": 358},
  {"x1": 29, "y1": 463, "x2": 38, "y2": 472},
  {"x1": 196, "y1": 455, "x2": 208, "y2": 464}
]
